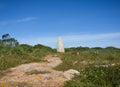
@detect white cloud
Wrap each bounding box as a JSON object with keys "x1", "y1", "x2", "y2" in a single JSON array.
[
  {"x1": 18, "y1": 32, "x2": 120, "y2": 48},
  {"x1": 62, "y1": 32, "x2": 120, "y2": 42},
  {"x1": 19, "y1": 37, "x2": 57, "y2": 46}
]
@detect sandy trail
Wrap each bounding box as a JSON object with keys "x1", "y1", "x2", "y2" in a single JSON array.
[{"x1": 0, "y1": 55, "x2": 67, "y2": 87}]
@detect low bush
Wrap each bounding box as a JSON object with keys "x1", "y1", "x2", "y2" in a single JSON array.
[
  {"x1": 64, "y1": 65, "x2": 120, "y2": 87},
  {"x1": 0, "y1": 44, "x2": 55, "y2": 71}
]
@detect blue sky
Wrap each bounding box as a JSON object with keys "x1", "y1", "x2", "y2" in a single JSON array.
[{"x1": 0, "y1": 0, "x2": 120, "y2": 48}]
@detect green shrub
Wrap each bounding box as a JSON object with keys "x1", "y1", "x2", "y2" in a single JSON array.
[
  {"x1": 64, "y1": 65, "x2": 120, "y2": 87},
  {"x1": 0, "y1": 44, "x2": 55, "y2": 71},
  {"x1": 55, "y1": 47, "x2": 120, "y2": 71}
]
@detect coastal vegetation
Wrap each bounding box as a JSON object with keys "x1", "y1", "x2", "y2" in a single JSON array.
[{"x1": 0, "y1": 34, "x2": 120, "y2": 87}]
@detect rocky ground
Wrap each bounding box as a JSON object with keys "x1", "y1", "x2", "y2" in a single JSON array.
[{"x1": 0, "y1": 55, "x2": 79, "y2": 87}]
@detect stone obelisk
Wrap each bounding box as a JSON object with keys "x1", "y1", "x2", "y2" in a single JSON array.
[{"x1": 57, "y1": 37, "x2": 65, "y2": 53}]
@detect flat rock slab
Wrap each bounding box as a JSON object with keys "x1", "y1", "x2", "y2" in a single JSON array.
[{"x1": 47, "y1": 57, "x2": 63, "y2": 67}]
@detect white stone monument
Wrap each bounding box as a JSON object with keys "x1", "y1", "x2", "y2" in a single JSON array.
[{"x1": 57, "y1": 37, "x2": 65, "y2": 53}]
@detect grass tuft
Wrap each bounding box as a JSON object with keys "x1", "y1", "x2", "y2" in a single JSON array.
[{"x1": 25, "y1": 70, "x2": 51, "y2": 75}]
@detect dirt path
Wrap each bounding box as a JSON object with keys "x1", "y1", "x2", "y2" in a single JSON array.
[{"x1": 0, "y1": 55, "x2": 68, "y2": 87}]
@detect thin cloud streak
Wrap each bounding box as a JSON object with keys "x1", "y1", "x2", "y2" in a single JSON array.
[
  {"x1": 18, "y1": 32, "x2": 120, "y2": 48},
  {"x1": 0, "y1": 17, "x2": 37, "y2": 26},
  {"x1": 16, "y1": 17, "x2": 37, "y2": 23}
]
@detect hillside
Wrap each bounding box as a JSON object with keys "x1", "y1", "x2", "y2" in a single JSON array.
[
  {"x1": 0, "y1": 34, "x2": 120, "y2": 87},
  {"x1": 55, "y1": 47, "x2": 120, "y2": 87}
]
